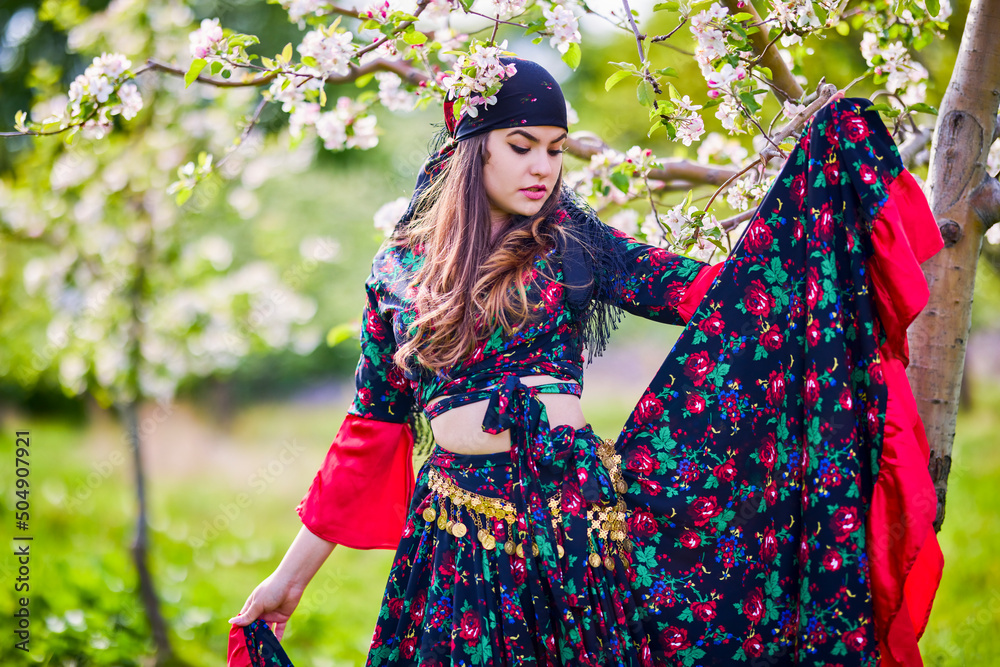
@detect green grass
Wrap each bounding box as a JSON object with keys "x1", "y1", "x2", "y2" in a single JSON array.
[{"x1": 2, "y1": 378, "x2": 998, "y2": 665}]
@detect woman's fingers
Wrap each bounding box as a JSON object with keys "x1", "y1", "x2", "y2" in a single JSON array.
[
  {"x1": 228, "y1": 594, "x2": 258, "y2": 626},
  {"x1": 274, "y1": 621, "x2": 287, "y2": 642}
]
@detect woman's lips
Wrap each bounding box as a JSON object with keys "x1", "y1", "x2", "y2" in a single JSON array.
[{"x1": 521, "y1": 186, "x2": 546, "y2": 201}]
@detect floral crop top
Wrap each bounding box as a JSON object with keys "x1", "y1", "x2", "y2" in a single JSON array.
[
  {"x1": 347, "y1": 217, "x2": 714, "y2": 425},
  {"x1": 296, "y1": 211, "x2": 721, "y2": 550}
]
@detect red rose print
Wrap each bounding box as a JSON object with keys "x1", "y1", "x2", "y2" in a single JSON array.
[
  {"x1": 686, "y1": 393, "x2": 707, "y2": 414},
  {"x1": 684, "y1": 351, "x2": 716, "y2": 385},
  {"x1": 639, "y1": 478, "x2": 661, "y2": 494},
  {"x1": 822, "y1": 160, "x2": 840, "y2": 185},
  {"x1": 760, "y1": 527, "x2": 778, "y2": 561},
  {"x1": 763, "y1": 482, "x2": 778, "y2": 507},
  {"x1": 806, "y1": 320, "x2": 821, "y2": 348},
  {"x1": 843, "y1": 627, "x2": 867, "y2": 652},
  {"x1": 387, "y1": 597, "x2": 404, "y2": 618},
  {"x1": 831, "y1": 506, "x2": 861, "y2": 542},
  {"x1": 743, "y1": 589, "x2": 764, "y2": 623},
  {"x1": 790, "y1": 173, "x2": 807, "y2": 208},
  {"x1": 458, "y1": 610, "x2": 481, "y2": 641},
  {"x1": 691, "y1": 600, "x2": 717, "y2": 623},
  {"x1": 660, "y1": 627, "x2": 690, "y2": 657},
  {"x1": 629, "y1": 510, "x2": 658, "y2": 538},
  {"x1": 858, "y1": 163, "x2": 877, "y2": 185},
  {"x1": 365, "y1": 310, "x2": 384, "y2": 337},
  {"x1": 870, "y1": 360, "x2": 884, "y2": 383},
  {"x1": 766, "y1": 370, "x2": 786, "y2": 407},
  {"x1": 387, "y1": 365, "x2": 408, "y2": 390},
  {"x1": 679, "y1": 531, "x2": 701, "y2": 549},
  {"x1": 541, "y1": 282, "x2": 563, "y2": 306},
  {"x1": 713, "y1": 459, "x2": 738, "y2": 482},
  {"x1": 636, "y1": 390, "x2": 665, "y2": 423},
  {"x1": 815, "y1": 202, "x2": 835, "y2": 240},
  {"x1": 511, "y1": 557, "x2": 527, "y2": 585},
  {"x1": 665, "y1": 282, "x2": 687, "y2": 306},
  {"x1": 823, "y1": 549, "x2": 843, "y2": 571},
  {"x1": 689, "y1": 496, "x2": 723, "y2": 526},
  {"x1": 562, "y1": 485, "x2": 583, "y2": 515},
  {"x1": 759, "y1": 435, "x2": 777, "y2": 469},
  {"x1": 806, "y1": 268, "x2": 824, "y2": 308},
  {"x1": 627, "y1": 447, "x2": 657, "y2": 476},
  {"x1": 842, "y1": 114, "x2": 871, "y2": 143},
  {"x1": 839, "y1": 389, "x2": 853, "y2": 411},
  {"x1": 759, "y1": 325, "x2": 783, "y2": 351},
  {"x1": 410, "y1": 591, "x2": 426, "y2": 622},
  {"x1": 742, "y1": 633, "x2": 765, "y2": 658},
  {"x1": 745, "y1": 221, "x2": 774, "y2": 254},
  {"x1": 743, "y1": 280, "x2": 774, "y2": 318},
  {"x1": 401, "y1": 636, "x2": 417, "y2": 659},
  {"x1": 804, "y1": 369, "x2": 821, "y2": 407},
  {"x1": 699, "y1": 310, "x2": 726, "y2": 336}
]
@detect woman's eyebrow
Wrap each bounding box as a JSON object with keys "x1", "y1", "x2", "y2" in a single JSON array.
[{"x1": 507, "y1": 129, "x2": 568, "y2": 144}]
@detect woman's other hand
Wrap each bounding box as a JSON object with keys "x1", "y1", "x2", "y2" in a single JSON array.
[
  {"x1": 228, "y1": 574, "x2": 305, "y2": 640},
  {"x1": 227, "y1": 525, "x2": 337, "y2": 640}
]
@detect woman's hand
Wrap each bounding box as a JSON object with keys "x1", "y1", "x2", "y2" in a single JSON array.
[
  {"x1": 228, "y1": 573, "x2": 305, "y2": 641},
  {"x1": 227, "y1": 525, "x2": 337, "y2": 641}
]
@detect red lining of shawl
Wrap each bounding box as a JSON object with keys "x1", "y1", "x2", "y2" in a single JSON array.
[
  {"x1": 296, "y1": 415, "x2": 415, "y2": 550},
  {"x1": 227, "y1": 624, "x2": 251, "y2": 667},
  {"x1": 677, "y1": 262, "x2": 724, "y2": 323},
  {"x1": 865, "y1": 169, "x2": 944, "y2": 666}
]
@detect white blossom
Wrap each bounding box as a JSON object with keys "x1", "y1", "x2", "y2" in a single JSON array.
[
  {"x1": 299, "y1": 236, "x2": 341, "y2": 262},
  {"x1": 114, "y1": 82, "x2": 143, "y2": 120},
  {"x1": 289, "y1": 102, "x2": 322, "y2": 138},
  {"x1": 441, "y1": 41, "x2": 517, "y2": 119},
  {"x1": 543, "y1": 3, "x2": 582, "y2": 54},
  {"x1": 374, "y1": 197, "x2": 410, "y2": 236},
  {"x1": 347, "y1": 114, "x2": 379, "y2": 149},
  {"x1": 376, "y1": 72, "x2": 417, "y2": 112},
  {"x1": 189, "y1": 18, "x2": 224, "y2": 59},
  {"x1": 491, "y1": 0, "x2": 528, "y2": 16},
  {"x1": 697, "y1": 132, "x2": 749, "y2": 165},
  {"x1": 280, "y1": 0, "x2": 328, "y2": 23},
  {"x1": 297, "y1": 27, "x2": 356, "y2": 77},
  {"x1": 675, "y1": 114, "x2": 705, "y2": 146},
  {"x1": 986, "y1": 224, "x2": 1000, "y2": 245},
  {"x1": 607, "y1": 209, "x2": 640, "y2": 235}
]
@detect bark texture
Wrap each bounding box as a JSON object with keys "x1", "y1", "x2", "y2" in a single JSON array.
[{"x1": 910, "y1": 0, "x2": 1000, "y2": 532}]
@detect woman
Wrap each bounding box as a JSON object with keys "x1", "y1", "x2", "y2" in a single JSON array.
[{"x1": 230, "y1": 57, "x2": 942, "y2": 666}]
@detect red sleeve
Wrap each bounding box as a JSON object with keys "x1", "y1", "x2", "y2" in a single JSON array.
[
  {"x1": 296, "y1": 414, "x2": 415, "y2": 550},
  {"x1": 865, "y1": 169, "x2": 945, "y2": 666}
]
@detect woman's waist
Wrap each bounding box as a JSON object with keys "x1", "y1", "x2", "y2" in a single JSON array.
[{"x1": 426, "y1": 374, "x2": 586, "y2": 455}]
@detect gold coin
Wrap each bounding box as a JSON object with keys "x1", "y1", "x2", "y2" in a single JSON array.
[
  {"x1": 588, "y1": 553, "x2": 602, "y2": 568},
  {"x1": 482, "y1": 535, "x2": 496, "y2": 551},
  {"x1": 504, "y1": 540, "x2": 516, "y2": 555},
  {"x1": 515, "y1": 543, "x2": 525, "y2": 559},
  {"x1": 478, "y1": 529, "x2": 488, "y2": 542},
  {"x1": 452, "y1": 522, "x2": 468, "y2": 538},
  {"x1": 557, "y1": 544, "x2": 565, "y2": 558},
  {"x1": 446, "y1": 520, "x2": 455, "y2": 534},
  {"x1": 615, "y1": 480, "x2": 627, "y2": 494},
  {"x1": 437, "y1": 516, "x2": 447, "y2": 531},
  {"x1": 422, "y1": 507, "x2": 437, "y2": 522},
  {"x1": 531, "y1": 543, "x2": 539, "y2": 557},
  {"x1": 604, "y1": 556, "x2": 616, "y2": 571}
]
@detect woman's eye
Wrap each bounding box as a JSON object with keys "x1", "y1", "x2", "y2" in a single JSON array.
[
  {"x1": 549, "y1": 148, "x2": 565, "y2": 156},
  {"x1": 510, "y1": 145, "x2": 530, "y2": 154}
]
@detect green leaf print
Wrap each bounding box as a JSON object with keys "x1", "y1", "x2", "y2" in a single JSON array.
[{"x1": 763, "y1": 257, "x2": 789, "y2": 287}]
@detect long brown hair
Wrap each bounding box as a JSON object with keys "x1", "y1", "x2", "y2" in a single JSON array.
[{"x1": 393, "y1": 134, "x2": 567, "y2": 375}]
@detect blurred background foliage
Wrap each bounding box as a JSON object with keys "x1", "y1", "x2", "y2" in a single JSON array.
[{"x1": 2, "y1": 0, "x2": 1000, "y2": 664}]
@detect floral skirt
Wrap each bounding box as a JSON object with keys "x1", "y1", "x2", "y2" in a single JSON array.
[{"x1": 365, "y1": 425, "x2": 653, "y2": 667}]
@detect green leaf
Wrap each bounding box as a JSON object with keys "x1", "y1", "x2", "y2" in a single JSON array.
[
  {"x1": 281, "y1": 42, "x2": 293, "y2": 62},
  {"x1": 301, "y1": 56, "x2": 318, "y2": 68},
  {"x1": 605, "y1": 69, "x2": 632, "y2": 91},
  {"x1": 185, "y1": 58, "x2": 207, "y2": 87},
  {"x1": 731, "y1": 11, "x2": 753, "y2": 21},
  {"x1": 926, "y1": 0, "x2": 941, "y2": 17},
  {"x1": 835, "y1": 20, "x2": 850, "y2": 36},
  {"x1": 403, "y1": 29, "x2": 427, "y2": 45},
  {"x1": 175, "y1": 187, "x2": 192, "y2": 206},
  {"x1": 757, "y1": 66, "x2": 772, "y2": 80},
  {"x1": 326, "y1": 322, "x2": 359, "y2": 347},
  {"x1": 637, "y1": 79, "x2": 654, "y2": 106},
  {"x1": 906, "y1": 102, "x2": 938, "y2": 115},
  {"x1": 656, "y1": 66, "x2": 678, "y2": 77},
  {"x1": 610, "y1": 171, "x2": 631, "y2": 193},
  {"x1": 653, "y1": 1, "x2": 680, "y2": 11},
  {"x1": 561, "y1": 42, "x2": 581, "y2": 70}
]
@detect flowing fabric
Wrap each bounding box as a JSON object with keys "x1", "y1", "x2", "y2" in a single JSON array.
[{"x1": 614, "y1": 98, "x2": 942, "y2": 664}]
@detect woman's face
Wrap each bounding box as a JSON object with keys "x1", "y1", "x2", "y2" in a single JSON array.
[{"x1": 482, "y1": 125, "x2": 566, "y2": 223}]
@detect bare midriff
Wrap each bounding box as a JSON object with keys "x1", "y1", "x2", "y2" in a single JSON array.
[{"x1": 427, "y1": 375, "x2": 587, "y2": 455}]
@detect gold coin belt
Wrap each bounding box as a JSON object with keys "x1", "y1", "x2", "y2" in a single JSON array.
[{"x1": 421, "y1": 439, "x2": 632, "y2": 570}]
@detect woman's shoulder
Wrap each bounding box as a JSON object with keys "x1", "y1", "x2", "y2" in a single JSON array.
[{"x1": 367, "y1": 240, "x2": 422, "y2": 304}]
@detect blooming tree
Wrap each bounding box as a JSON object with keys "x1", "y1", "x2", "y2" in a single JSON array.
[{"x1": 3, "y1": 0, "x2": 1000, "y2": 660}]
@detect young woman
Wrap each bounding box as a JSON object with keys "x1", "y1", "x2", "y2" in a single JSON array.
[{"x1": 229, "y1": 57, "x2": 942, "y2": 666}]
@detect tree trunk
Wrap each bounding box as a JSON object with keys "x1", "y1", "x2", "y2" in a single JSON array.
[
  {"x1": 908, "y1": 0, "x2": 1000, "y2": 532},
  {"x1": 120, "y1": 399, "x2": 175, "y2": 665}
]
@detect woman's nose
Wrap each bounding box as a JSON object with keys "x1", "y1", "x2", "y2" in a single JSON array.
[{"x1": 530, "y1": 153, "x2": 552, "y2": 177}]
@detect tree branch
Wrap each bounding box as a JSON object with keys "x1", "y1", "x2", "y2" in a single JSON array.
[
  {"x1": 721, "y1": 0, "x2": 803, "y2": 103},
  {"x1": 565, "y1": 133, "x2": 740, "y2": 186},
  {"x1": 356, "y1": 0, "x2": 430, "y2": 58}
]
